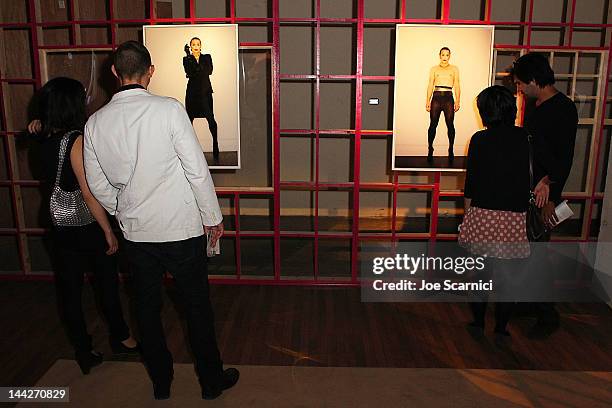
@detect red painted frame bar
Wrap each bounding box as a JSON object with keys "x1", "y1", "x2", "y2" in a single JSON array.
[
  {"x1": 391, "y1": 173, "x2": 399, "y2": 243},
  {"x1": 442, "y1": 0, "x2": 451, "y2": 23},
  {"x1": 526, "y1": 0, "x2": 535, "y2": 48},
  {"x1": 272, "y1": 0, "x2": 281, "y2": 280},
  {"x1": 567, "y1": 0, "x2": 577, "y2": 46},
  {"x1": 313, "y1": 0, "x2": 321, "y2": 280},
  {"x1": 149, "y1": 0, "x2": 155, "y2": 23},
  {"x1": 350, "y1": 0, "x2": 365, "y2": 282},
  {"x1": 28, "y1": 0, "x2": 41, "y2": 88},
  {"x1": 6, "y1": 18, "x2": 612, "y2": 30},
  {"x1": 67, "y1": 0, "x2": 76, "y2": 44},
  {"x1": 233, "y1": 193, "x2": 242, "y2": 278},
  {"x1": 0, "y1": 79, "x2": 37, "y2": 84},
  {"x1": 496, "y1": 44, "x2": 608, "y2": 51},
  {"x1": 38, "y1": 44, "x2": 113, "y2": 49},
  {"x1": 0, "y1": 57, "x2": 26, "y2": 273}
]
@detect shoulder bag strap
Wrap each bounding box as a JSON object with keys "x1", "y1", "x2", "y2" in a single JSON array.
[
  {"x1": 53, "y1": 130, "x2": 81, "y2": 188},
  {"x1": 527, "y1": 133, "x2": 535, "y2": 191}
]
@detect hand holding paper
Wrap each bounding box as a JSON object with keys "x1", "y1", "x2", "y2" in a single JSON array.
[{"x1": 551, "y1": 200, "x2": 574, "y2": 227}]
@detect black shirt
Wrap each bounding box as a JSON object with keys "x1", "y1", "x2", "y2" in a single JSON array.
[
  {"x1": 40, "y1": 131, "x2": 81, "y2": 192},
  {"x1": 523, "y1": 92, "x2": 578, "y2": 205},
  {"x1": 464, "y1": 125, "x2": 530, "y2": 212},
  {"x1": 40, "y1": 130, "x2": 105, "y2": 249}
]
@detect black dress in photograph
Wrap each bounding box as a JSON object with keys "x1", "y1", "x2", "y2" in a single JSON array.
[{"x1": 183, "y1": 52, "x2": 219, "y2": 157}]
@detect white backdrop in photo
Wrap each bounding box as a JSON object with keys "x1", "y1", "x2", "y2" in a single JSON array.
[
  {"x1": 392, "y1": 25, "x2": 494, "y2": 169},
  {"x1": 144, "y1": 24, "x2": 240, "y2": 166}
]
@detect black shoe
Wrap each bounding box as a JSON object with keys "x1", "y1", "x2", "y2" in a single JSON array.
[
  {"x1": 213, "y1": 144, "x2": 220, "y2": 161},
  {"x1": 110, "y1": 339, "x2": 140, "y2": 355},
  {"x1": 448, "y1": 149, "x2": 454, "y2": 163},
  {"x1": 153, "y1": 370, "x2": 174, "y2": 400},
  {"x1": 75, "y1": 350, "x2": 103, "y2": 375},
  {"x1": 153, "y1": 382, "x2": 171, "y2": 400},
  {"x1": 201, "y1": 368, "x2": 240, "y2": 400},
  {"x1": 427, "y1": 147, "x2": 434, "y2": 163}
]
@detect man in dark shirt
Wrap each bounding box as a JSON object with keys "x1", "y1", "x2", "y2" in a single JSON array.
[{"x1": 511, "y1": 53, "x2": 578, "y2": 338}]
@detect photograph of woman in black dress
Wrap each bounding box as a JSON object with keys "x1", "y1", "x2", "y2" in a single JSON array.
[{"x1": 183, "y1": 36, "x2": 219, "y2": 161}]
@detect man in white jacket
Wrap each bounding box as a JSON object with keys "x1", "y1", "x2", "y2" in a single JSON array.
[{"x1": 83, "y1": 40, "x2": 238, "y2": 400}]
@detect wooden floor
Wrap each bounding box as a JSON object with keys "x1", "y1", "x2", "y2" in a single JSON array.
[{"x1": 1, "y1": 281, "x2": 611, "y2": 390}]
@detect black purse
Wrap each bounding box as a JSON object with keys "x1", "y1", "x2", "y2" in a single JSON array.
[{"x1": 526, "y1": 134, "x2": 548, "y2": 241}]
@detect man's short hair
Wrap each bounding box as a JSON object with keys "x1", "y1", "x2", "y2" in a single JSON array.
[
  {"x1": 510, "y1": 53, "x2": 555, "y2": 87},
  {"x1": 476, "y1": 85, "x2": 517, "y2": 127},
  {"x1": 440, "y1": 47, "x2": 451, "y2": 55},
  {"x1": 113, "y1": 41, "x2": 152, "y2": 79}
]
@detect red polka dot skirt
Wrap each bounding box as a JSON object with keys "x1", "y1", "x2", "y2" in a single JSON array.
[{"x1": 458, "y1": 206, "x2": 530, "y2": 259}]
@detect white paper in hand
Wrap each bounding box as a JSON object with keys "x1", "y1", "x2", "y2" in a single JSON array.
[
  {"x1": 206, "y1": 230, "x2": 221, "y2": 257},
  {"x1": 553, "y1": 200, "x2": 574, "y2": 227}
]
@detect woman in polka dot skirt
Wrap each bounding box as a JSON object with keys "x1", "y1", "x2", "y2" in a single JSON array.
[{"x1": 459, "y1": 85, "x2": 532, "y2": 342}]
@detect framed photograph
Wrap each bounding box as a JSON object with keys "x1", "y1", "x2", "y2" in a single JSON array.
[
  {"x1": 392, "y1": 24, "x2": 495, "y2": 172},
  {"x1": 143, "y1": 24, "x2": 241, "y2": 169}
]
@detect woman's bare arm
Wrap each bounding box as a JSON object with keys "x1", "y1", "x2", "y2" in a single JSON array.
[{"x1": 70, "y1": 135, "x2": 118, "y2": 254}]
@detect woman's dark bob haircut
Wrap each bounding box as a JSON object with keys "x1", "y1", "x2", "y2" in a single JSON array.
[
  {"x1": 38, "y1": 77, "x2": 87, "y2": 137},
  {"x1": 476, "y1": 85, "x2": 517, "y2": 128}
]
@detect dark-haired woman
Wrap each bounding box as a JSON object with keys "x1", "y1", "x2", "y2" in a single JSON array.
[
  {"x1": 459, "y1": 85, "x2": 531, "y2": 342},
  {"x1": 33, "y1": 77, "x2": 138, "y2": 374},
  {"x1": 183, "y1": 36, "x2": 219, "y2": 160}
]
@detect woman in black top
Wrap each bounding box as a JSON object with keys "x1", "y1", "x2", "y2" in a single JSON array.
[
  {"x1": 183, "y1": 36, "x2": 219, "y2": 160},
  {"x1": 35, "y1": 77, "x2": 138, "y2": 374},
  {"x1": 459, "y1": 85, "x2": 531, "y2": 341}
]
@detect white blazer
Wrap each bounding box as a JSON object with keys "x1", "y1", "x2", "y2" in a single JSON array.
[{"x1": 83, "y1": 88, "x2": 222, "y2": 242}]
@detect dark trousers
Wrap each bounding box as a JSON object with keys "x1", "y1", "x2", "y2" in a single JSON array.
[
  {"x1": 54, "y1": 245, "x2": 130, "y2": 352},
  {"x1": 188, "y1": 93, "x2": 218, "y2": 150},
  {"x1": 124, "y1": 235, "x2": 223, "y2": 387},
  {"x1": 530, "y1": 231, "x2": 560, "y2": 325},
  {"x1": 428, "y1": 92, "x2": 455, "y2": 150},
  {"x1": 470, "y1": 302, "x2": 514, "y2": 332},
  {"x1": 469, "y1": 257, "x2": 528, "y2": 331}
]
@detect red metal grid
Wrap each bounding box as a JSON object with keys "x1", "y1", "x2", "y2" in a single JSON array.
[
  {"x1": 272, "y1": 0, "x2": 281, "y2": 281},
  {"x1": 351, "y1": 0, "x2": 365, "y2": 282},
  {"x1": 67, "y1": 0, "x2": 76, "y2": 44},
  {"x1": 0, "y1": 55, "x2": 27, "y2": 274},
  {"x1": 568, "y1": 0, "x2": 577, "y2": 46},
  {"x1": 0, "y1": 0, "x2": 609, "y2": 283},
  {"x1": 233, "y1": 193, "x2": 242, "y2": 278},
  {"x1": 314, "y1": 0, "x2": 321, "y2": 280}
]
